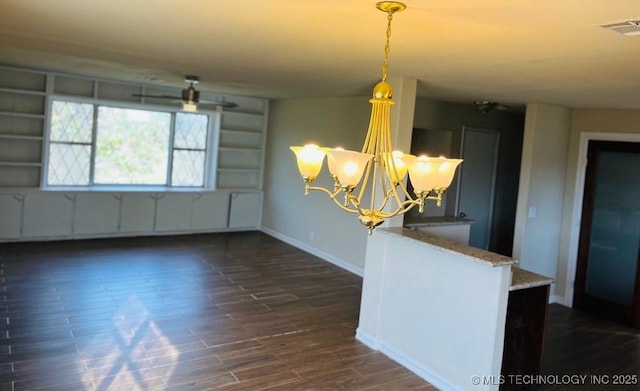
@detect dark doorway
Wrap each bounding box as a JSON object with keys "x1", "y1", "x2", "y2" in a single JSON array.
[
  {"x1": 573, "y1": 140, "x2": 640, "y2": 329},
  {"x1": 456, "y1": 126, "x2": 500, "y2": 250}
]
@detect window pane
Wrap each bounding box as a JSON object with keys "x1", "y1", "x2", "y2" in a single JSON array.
[
  {"x1": 47, "y1": 143, "x2": 91, "y2": 185},
  {"x1": 174, "y1": 112, "x2": 208, "y2": 149},
  {"x1": 50, "y1": 101, "x2": 93, "y2": 143},
  {"x1": 95, "y1": 107, "x2": 171, "y2": 185},
  {"x1": 171, "y1": 150, "x2": 205, "y2": 187}
]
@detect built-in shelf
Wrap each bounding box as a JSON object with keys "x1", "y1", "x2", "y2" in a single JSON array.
[
  {"x1": 0, "y1": 161, "x2": 42, "y2": 167},
  {"x1": 0, "y1": 134, "x2": 43, "y2": 141},
  {"x1": 0, "y1": 87, "x2": 46, "y2": 96},
  {"x1": 220, "y1": 128, "x2": 263, "y2": 135},
  {"x1": 0, "y1": 111, "x2": 45, "y2": 119},
  {"x1": 0, "y1": 64, "x2": 268, "y2": 192},
  {"x1": 218, "y1": 146, "x2": 261, "y2": 152},
  {"x1": 223, "y1": 110, "x2": 264, "y2": 117},
  {"x1": 217, "y1": 167, "x2": 260, "y2": 172}
]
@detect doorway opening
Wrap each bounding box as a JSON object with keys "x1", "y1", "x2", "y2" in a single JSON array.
[{"x1": 573, "y1": 140, "x2": 640, "y2": 328}]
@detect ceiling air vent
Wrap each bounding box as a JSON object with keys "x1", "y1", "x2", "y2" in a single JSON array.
[{"x1": 601, "y1": 20, "x2": 640, "y2": 36}]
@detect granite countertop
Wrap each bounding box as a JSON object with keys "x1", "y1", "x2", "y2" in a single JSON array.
[
  {"x1": 378, "y1": 228, "x2": 553, "y2": 289},
  {"x1": 510, "y1": 267, "x2": 554, "y2": 291},
  {"x1": 380, "y1": 227, "x2": 517, "y2": 267},
  {"x1": 404, "y1": 216, "x2": 474, "y2": 227}
]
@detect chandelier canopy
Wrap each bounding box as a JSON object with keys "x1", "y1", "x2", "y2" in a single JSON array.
[{"x1": 290, "y1": 1, "x2": 463, "y2": 234}]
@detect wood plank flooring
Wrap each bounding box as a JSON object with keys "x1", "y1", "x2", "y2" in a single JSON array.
[
  {"x1": 2, "y1": 231, "x2": 639, "y2": 391},
  {"x1": 0, "y1": 232, "x2": 435, "y2": 391},
  {"x1": 538, "y1": 304, "x2": 640, "y2": 391}
]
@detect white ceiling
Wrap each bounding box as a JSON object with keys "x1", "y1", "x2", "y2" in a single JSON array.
[{"x1": 1, "y1": 0, "x2": 639, "y2": 109}]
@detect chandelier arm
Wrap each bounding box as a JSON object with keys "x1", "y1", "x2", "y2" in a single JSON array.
[
  {"x1": 356, "y1": 158, "x2": 373, "y2": 205},
  {"x1": 344, "y1": 191, "x2": 373, "y2": 219},
  {"x1": 375, "y1": 189, "x2": 394, "y2": 212},
  {"x1": 379, "y1": 104, "x2": 402, "y2": 212},
  {"x1": 377, "y1": 105, "x2": 390, "y2": 197},
  {"x1": 393, "y1": 198, "x2": 422, "y2": 215},
  {"x1": 356, "y1": 102, "x2": 380, "y2": 203},
  {"x1": 368, "y1": 102, "x2": 388, "y2": 214},
  {"x1": 396, "y1": 181, "x2": 414, "y2": 199},
  {"x1": 356, "y1": 103, "x2": 380, "y2": 205},
  {"x1": 369, "y1": 152, "x2": 380, "y2": 213},
  {"x1": 367, "y1": 197, "x2": 419, "y2": 220},
  {"x1": 306, "y1": 185, "x2": 362, "y2": 214},
  {"x1": 361, "y1": 102, "x2": 378, "y2": 154},
  {"x1": 368, "y1": 186, "x2": 405, "y2": 218}
]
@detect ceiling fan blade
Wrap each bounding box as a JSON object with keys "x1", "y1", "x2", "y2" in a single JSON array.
[
  {"x1": 132, "y1": 93, "x2": 181, "y2": 100},
  {"x1": 199, "y1": 99, "x2": 238, "y2": 108}
]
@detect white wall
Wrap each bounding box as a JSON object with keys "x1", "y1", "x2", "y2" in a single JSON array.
[
  {"x1": 357, "y1": 229, "x2": 511, "y2": 391},
  {"x1": 262, "y1": 97, "x2": 372, "y2": 274},
  {"x1": 512, "y1": 104, "x2": 571, "y2": 290}
]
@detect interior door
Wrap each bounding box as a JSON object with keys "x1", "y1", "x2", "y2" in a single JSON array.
[
  {"x1": 573, "y1": 140, "x2": 640, "y2": 328},
  {"x1": 456, "y1": 127, "x2": 500, "y2": 250}
]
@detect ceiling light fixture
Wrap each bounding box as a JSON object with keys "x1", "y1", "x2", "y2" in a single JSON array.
[{"x1": 290, "y1": 1, "x2": 462, "y2": 234}]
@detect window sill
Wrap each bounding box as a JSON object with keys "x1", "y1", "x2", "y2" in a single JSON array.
[{"x1": 41, "y1": 185, "x2": 214, "y2": 193}]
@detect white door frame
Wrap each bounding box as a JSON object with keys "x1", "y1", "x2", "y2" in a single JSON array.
[{"x1": 564, "y1": 131, "x2": 640, "y2": 306}]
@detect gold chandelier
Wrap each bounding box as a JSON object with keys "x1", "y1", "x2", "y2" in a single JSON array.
[{"x1": 290, "y1": 1, "x2": 462, "y2": 234}]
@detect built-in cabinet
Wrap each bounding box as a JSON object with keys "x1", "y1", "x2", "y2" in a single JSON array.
[
  {"x1": 0, "y1": 191, "x2": 260, "y2": 241},
  {"x1": 0, "y1": 64, "x2": 268, "y2": 241},
  {"x1": 0, "y1": 194, "x2": 22, "y2": 238}
]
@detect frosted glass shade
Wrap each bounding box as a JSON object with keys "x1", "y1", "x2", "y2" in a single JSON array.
[
  {"x1": 326, "y1": 147, "x2": 344, "y2": 176},
  {"x1": 290, "y1": 144, "x2": 328, "y2": 180},
  {"x1": 404, "y1": 155, "x2": 462, "y2": 193},
  {"x1": 385, "y1": 151, "x2": 408, "y2": 183},
  {"x1": 433, "y1": 158, "x2": 463, "y2": 189},
  {"x1": 327, "y1": 149, "x2": 373, "y2": 187}
]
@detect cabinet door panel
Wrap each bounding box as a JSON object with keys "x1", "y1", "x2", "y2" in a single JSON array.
[
  {"x1": 229, "y1": 192, "x2": 261, "y2": 229},
  {"x1": 155, "y1": 194, "x2": 192, "y2": 231},
  {"x1": 120, "y1": 194, "x2": 155, "y2": 233},
  {"x1": 192, "y1": 193, "x2": 229, "y2": 230},
  {"x1": 0, "y1": 194, "x2": 22, "y2": 239},
  {"x1": 74, "y1": 194, "x2": 120, "y2": 235},
  {"x1": 23, "y1": 194, "x2": 74, "y2": 237}
]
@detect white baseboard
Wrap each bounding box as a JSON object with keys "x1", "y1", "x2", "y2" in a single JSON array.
[
  {"x1": 355, "y1": 328, "x2": 378, "y2": 350},
  {"x1": 260, "y1": 226, "x2": 364, "y2": 277},
  {"x1": 549, "y1": 294, "x2": 565, "y2": 305},
  {"x1": 356, "y1": 329, "x2": 459, "y2": 391}
]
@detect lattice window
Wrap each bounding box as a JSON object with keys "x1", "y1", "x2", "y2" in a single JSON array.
[
  {"x1": 46, "y1": 99, "x2": 212, "y2": 188},
  {"x1": 48, "y1": 101, "x2": 93, "y2": 185},
  {"x1": 171, "y1": 113, "x2": 208, "y2": 186}
]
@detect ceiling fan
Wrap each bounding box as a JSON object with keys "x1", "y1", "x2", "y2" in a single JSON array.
[
  {"x1": 474, "y1": 100, "x2": 510, "y2": 114},
  {"x1": 133, "y1": 75, "x2": 237, "y2": 111}
]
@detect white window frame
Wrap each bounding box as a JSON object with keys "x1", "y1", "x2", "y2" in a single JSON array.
[{"x1": 42, "y1": 95, "x2": 220, "y2": 191}]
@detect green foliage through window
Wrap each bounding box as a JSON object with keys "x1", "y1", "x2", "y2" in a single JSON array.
[{"x1": 47, "y1": 100, "x2": 209, "y2": 187}]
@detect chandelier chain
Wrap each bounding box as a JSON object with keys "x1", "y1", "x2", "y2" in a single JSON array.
[{"x1": 381, "y1": 11, "x2": 394, "y2": 82}]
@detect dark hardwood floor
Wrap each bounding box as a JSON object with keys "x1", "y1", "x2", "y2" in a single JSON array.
[
  {"x1": 0, "y1": 232, "x2": 435, "y2": 391},
  {"x1": 1, "y1": 232, "x2": 638, "y2": 391},
  {"x1": 537, "y1": 304, "x2": 640, "y2": 391}
]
